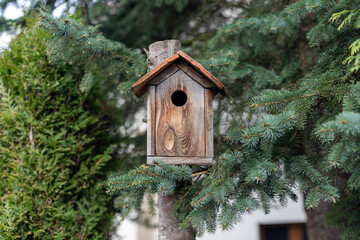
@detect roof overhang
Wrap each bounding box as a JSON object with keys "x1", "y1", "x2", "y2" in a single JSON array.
[{"x1": 131, "y1": 50, "x2": 225, "y2": 98}]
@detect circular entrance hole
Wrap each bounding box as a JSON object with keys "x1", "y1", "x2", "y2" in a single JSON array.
[{"x1": 171, "y1": 90, "x2": 187, "y2": 107}]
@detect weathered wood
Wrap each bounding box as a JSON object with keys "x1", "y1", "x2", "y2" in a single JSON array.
[
  {"x1": 155, "y1": 70, "x2": 205, "y2": 157},
  {"x1": 132, "y1": 54, "x2": 180, "y2": 98},
  {"x1": 149, "y1": 63, "x2": 179, "y2": 86},
  {"x1": 177, "y1": 51, "x2": 225, "y2": 95},
  {"x1": 148, "y1": 40, "x2": 181, "y2": 71},
  {"x1": 204, "y1": 89, "x2": 214, "y2": 158},
  {"x1": 147, "y1": 40, "x2": 196, "y2": 240},
  {"x1": 147, "y1": 86, "x2": 156, "y2": 156},
  {"x1": 132, "y1": 40, "x2": 181, "y2": 98},
  {"x1": 176, "y1": 60, "x2": 215, "y2": 88},
  {"x1": 147, "y1": 157, "x2": 213, "y2": 165},
  {"x1": 131, "y1": 49, "x2": 225, "y2": 98}
]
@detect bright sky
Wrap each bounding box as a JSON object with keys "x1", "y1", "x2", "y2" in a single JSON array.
[
  {"x1": 0, "y1": 0, "x2": 71, "y2": 49},
  {"x1": 0, "y1": 2, "x2": 23, "y2": 49}
]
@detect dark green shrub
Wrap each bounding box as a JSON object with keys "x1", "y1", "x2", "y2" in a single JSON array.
[{"x1": 0, "y1": 23, "x2": 118, "y2": 239}]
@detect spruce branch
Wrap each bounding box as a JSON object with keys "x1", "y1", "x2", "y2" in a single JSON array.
[{"x1": 38, "y1": 5, "x2": 146, "y2": 93}]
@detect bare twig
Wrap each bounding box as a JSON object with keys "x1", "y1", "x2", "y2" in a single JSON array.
[{"x1": 191, "y1": 170, "x2": 209, "y2": 177}]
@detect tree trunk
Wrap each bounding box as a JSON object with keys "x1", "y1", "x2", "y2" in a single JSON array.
[
  {"x1": 305, "y1": 200, "x2": 341, "y2": 240},
  {"x1": 158, "y1": 186, "x2": 196, "y2": 240},
  {"x1": 147, "y1": 40, "x2": 196, "y2": 240}
]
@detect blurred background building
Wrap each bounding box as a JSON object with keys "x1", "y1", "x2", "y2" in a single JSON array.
[{"x1": 115, "y1": 191, "x2": 307, "y2": 240}]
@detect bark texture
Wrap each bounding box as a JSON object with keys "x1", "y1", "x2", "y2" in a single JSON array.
[
  {"x1": 147, "y1": 40, "x2": 196, "y2": 240},
  {"x1": 158, "y1": 189, "x2": 196, "y2": 240},
  {"x1": 305, "y1": 200, "x2": 341, "y2": 240}
]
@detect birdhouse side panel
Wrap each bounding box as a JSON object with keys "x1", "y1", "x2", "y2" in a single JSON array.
[
  {"x1": 155, "y1": 70, "x2": 205, "y2": 157},
  {"x1": 147, "y1": 86, "x2": 156, "y2": 156},
  {"x1": 204, "y1": 89, "x2": 214, "y2": 157}
]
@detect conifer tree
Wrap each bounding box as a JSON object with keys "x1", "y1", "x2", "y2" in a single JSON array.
[
  {"x1": 0, "y1": 0, "x2": 243, "y2": 48},
  {"x1": 0, "y1": 20, "x2": 126, "y2": 239},
  {"x1": 106, "y1": 1, "x2": 360, "y2": 239},
  {"x1": 19, "y1": 0, "x2": 360, "y2": 239}
]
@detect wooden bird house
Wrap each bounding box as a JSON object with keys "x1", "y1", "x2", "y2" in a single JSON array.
[{"x1": 131, "y1": 50, "x2": 224, "y2": 165}]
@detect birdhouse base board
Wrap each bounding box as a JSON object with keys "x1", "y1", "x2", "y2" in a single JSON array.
[{"x1": 147, "y1": 157, "x2": 213, "y2": 165}]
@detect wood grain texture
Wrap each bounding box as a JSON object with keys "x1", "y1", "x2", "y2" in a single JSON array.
[
  {"x1": 205, "y1": 89, "x2": 214, "y2": 158},
  {"x1": 146, "y1": 40, "x2": 196, "y2": 240},
  {"x1": 147, "y1": 157, "x2": 213, "y2": 165},
  {"x1": 147, "y1": 86, "x2": 156, "y2": 156},
  {"x1": 132, "y1": 54, "x2": 180, "y2": 98},
  {"x1": 148, "y1": 40, "x2": 181, "y2": 70},
  {"x1": 132, "y1": 49, "x2": 225, "y2": 98},
  {"x1": 148, "y1": 63, "x2": 179, "y2": 86},
  {"x1": 176, "y1": 60, "x2": 215, "y2": 88},
  {"x1": 155, "y1": 70, "x2": 205, "y2": 157},
  {"x1": 177, "y1": 51, "x2": 225, "y2": 95}
]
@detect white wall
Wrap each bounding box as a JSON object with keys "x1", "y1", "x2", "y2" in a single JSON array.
[
  {"x1": 112, "y1": 216, "x2": 137, "y2": 240},
  {"x1": 200, "y1": 193, "x2": 307, "y2": 240},
  {"x1": 113, "y1": 192, "x2": 306, "y2": 240}
]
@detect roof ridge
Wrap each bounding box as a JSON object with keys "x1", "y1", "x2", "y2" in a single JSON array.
[{"x1": 131, "y1": 51, "x2": 224, "y2": 98}]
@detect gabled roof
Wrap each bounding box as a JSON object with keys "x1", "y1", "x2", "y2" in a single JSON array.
[{"x1": 131, "y1": 50, "x2": 225, "y2": 98}]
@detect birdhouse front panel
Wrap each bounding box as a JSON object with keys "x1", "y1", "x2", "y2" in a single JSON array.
[
  {"x1": 131, "y1": 50, "x2": 225, "y2": 165},
  {"x1": 155, "y1": 70, "x2": 205, "y2": 157}
]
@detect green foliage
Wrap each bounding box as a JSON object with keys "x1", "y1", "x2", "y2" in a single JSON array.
[
  {"x1": 89, "y1": 0, "x2": 237, "y2": 48},
  {"x1": 0, "y1": 23, "x2": 118, "y2": 239},
  {"x1": 326, "y1": 190, "x2": 360, "y2": 240},
  {"x1": 38, "y1": 5, "x2": 147, "y2": 93},
  {"x1": 330, "y1": 8, "x2": 360, "y2": 72},
  {"x1": 107, "y1": 160, "x2": 192, "y2": 219},
  {"x1": 0, "y1": 0, "x2": 239, "y2": 49},
  {"x1": 8, "y1": 0, "x2": 357, "y2": 238},
  {"x1": 106, "y1": 0, "x2": 360, "y2": 238},
  {"x1": 36, "y1": 5, "x2": 152, "y2": 170}
]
